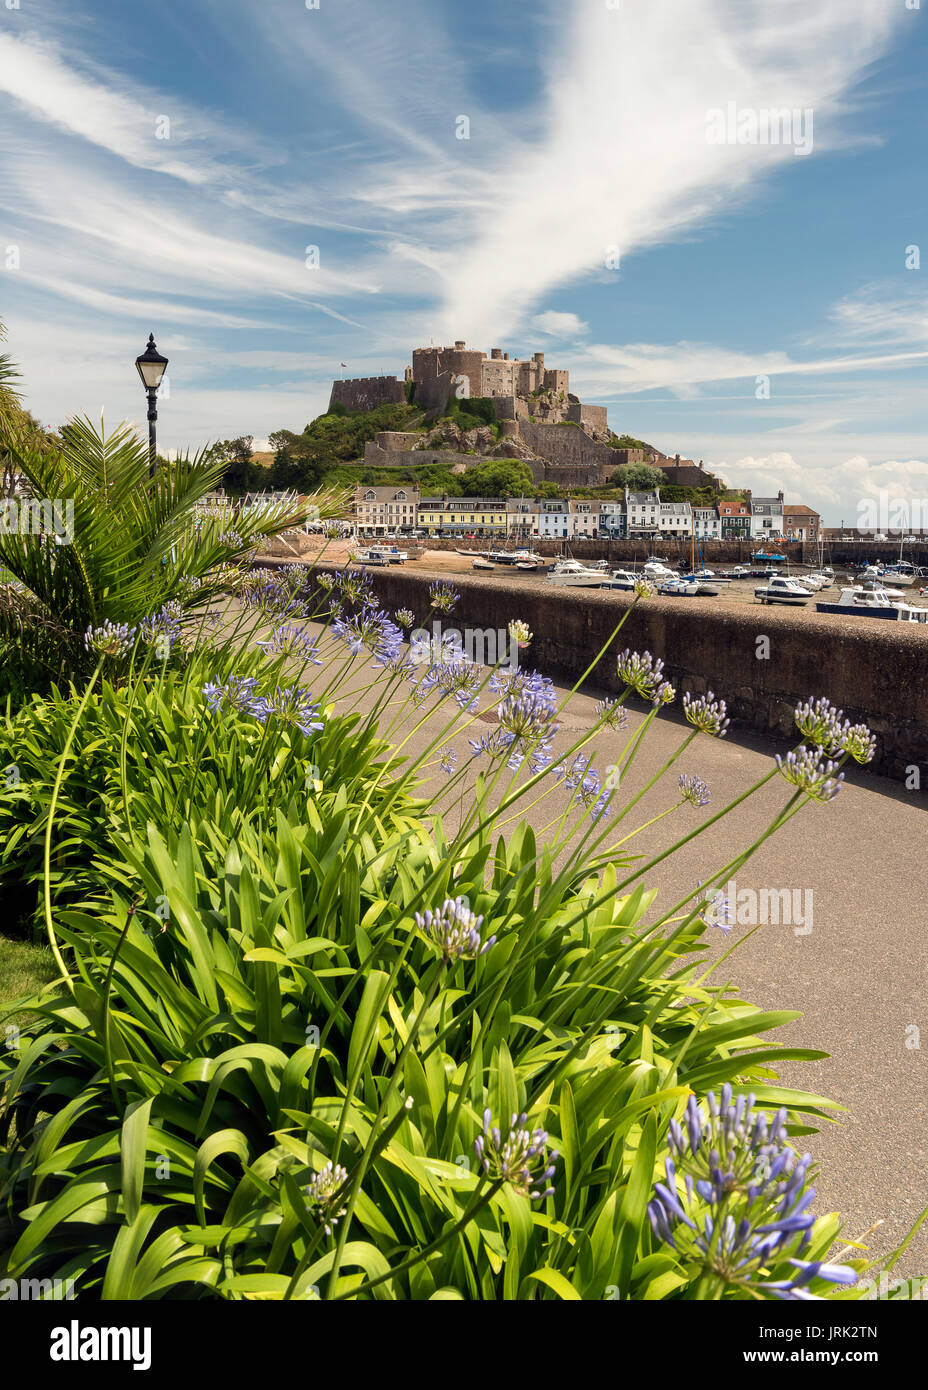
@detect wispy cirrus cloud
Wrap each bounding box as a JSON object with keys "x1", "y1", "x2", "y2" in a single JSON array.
[{"x1": 0, "y1": 30, "x2": 269, "y2": 186}]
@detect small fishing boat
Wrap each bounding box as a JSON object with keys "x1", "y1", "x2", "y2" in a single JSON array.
[{"x1": 472, "y1": 557, "x2": 495, "y2": 571}]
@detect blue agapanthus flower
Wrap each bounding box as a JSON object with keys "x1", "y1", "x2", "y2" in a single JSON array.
[
  {"x1": 647, "y1": 1086, "x2": 855, "y2": 1300},
  {"x1": 251, "y1": 685, "x2": 325, "y2": 737}
]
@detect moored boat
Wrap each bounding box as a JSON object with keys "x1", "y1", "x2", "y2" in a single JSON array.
[
  {"x1": 546, "y1": 559, "x2": 611, "y2": 588},
  {"x1": 816, "y1": 585, "x2": 928, "y2": 623},
  {"x1": 754, "y1": 576, "x2": 814, "y2": 605}
]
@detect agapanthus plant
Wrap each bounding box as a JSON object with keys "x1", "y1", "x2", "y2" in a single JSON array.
[{"x1": 647, "y1": 1087, "x2": 855, "y2": 1300}]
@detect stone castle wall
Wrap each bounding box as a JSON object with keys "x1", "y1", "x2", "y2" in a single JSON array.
[
  {"x1": 328, "y1": 376, "x2": 405, "y2": 413},
  {"x1": 363, "y1": 443, "x2": 481, "y2": 469}
]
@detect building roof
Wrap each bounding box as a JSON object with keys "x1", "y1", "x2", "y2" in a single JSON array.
[
  {"x1": 354, "y1": 486, "x2": 420, "y2": 502},
  {"x1": 750, "y1": 496, "x2": 785, "y2": 511},
  {"x1": 783, "y1": 503, "x2": 820, "y2": 517},
  {"x1": 626, "y1": 489, "x2": 660, "y2": 504}
]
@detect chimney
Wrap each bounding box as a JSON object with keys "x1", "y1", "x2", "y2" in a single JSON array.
[
  {"x1": 454, "y1": 340, "x2": 466, "y2": 350},
  {"x1": 491, "y1": 348, "x2": 502, "y2": 359},
  {"x1": 533, "y1": 352, "x2": 544, "y2": 364}
]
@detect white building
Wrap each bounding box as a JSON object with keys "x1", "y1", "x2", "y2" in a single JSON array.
[
  {"x1": 693, "y1": 506, "x2": 721, "y2": 540},
  {"x1": 354, "y1": 486, "x2": 420, "y2": 536},
  {"x1": 658, "y1": 500, "x2": 692, "y2": 536},
  {"x1": 749, "y1": 492, "x2": 785, "y2": 540},
  {"x1": 626, "y1": 489, "x2": 661, "y2": 535}
]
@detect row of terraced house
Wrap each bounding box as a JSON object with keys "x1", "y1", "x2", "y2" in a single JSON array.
[{"x1": 352, "y1": 487, "x2": 820, "y2": 541}]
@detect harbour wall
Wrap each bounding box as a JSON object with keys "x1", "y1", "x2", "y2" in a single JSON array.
[{"x1": 274, "y1": 562, "x2": 928, "y2": 785}]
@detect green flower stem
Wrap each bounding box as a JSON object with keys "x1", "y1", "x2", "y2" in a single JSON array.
[
  {"x1": 42, "y1": 658, "x2": 106, "y2": 997},
  {"x1": 322, "y1": 964, "x2": 446, "y2": 1300}
]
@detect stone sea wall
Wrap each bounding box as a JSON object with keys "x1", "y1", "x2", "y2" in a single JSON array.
[{"x1": 269, "y1": 563, "x2": 928, "y2": 784}]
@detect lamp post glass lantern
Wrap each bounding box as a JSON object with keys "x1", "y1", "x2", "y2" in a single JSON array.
[{"x1": 136, "y1": 334, "x2": 168, "y2": 475}]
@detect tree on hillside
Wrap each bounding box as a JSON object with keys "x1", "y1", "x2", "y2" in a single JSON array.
[
  {"x1": 610, "y1": 463, "x2": 665, "y2": 491},
  {"x1": 461, "y1": 458, "x2": 533, "y2": 497},
  {"x1": 266, "y1": 403, "x2": 424, "y2": 491},
  {"x1": 210, "y1": 436, "x2": 267, "y2": 492}
]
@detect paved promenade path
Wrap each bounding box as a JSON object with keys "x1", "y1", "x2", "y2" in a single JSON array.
[{"x1": 315, "y1": 635, "x2": 928, "y2": 1276}]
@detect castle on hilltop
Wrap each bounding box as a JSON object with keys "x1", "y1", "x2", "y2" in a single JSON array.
[{"x1": 328, "y1": 340, "x2": 718, "y2": 492}]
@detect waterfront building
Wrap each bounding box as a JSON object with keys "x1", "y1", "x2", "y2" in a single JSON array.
[
  {"x1": 417, "y1": 496, "x2": 507, "y2": 536},
  {"x1": 537, "y1": 498, "x2": 572, "y2": 539},
  {"x1": 658, "y1": 499, "x2": 692, "y2": 536},
  {"x1": 718, "y1": 500, "x2": 752, "y2": 540},
  {"x1": 354, "y1": 486, "x2": 420, "y2": 536},
  {"x1": 506, "y1": 497, "x2": 540, "y2": 539},
  {"x1": 626, "y1": 488, "x2": 661, "y2": 536},
  {"x1": 693, "y1": 506, "x2": 721, "y2": 539},
  {"x1": 749, "y1": 491, "x2": 785, "y2": 540},
  {"x1": 784, "y1": 504, "x2": 820, "y2": 540},
  {"x1": 569, "y1": 500, "x2": 602, "y2": 537},
  {"x1": 599, "y1": 500, "x2": 627, "y2": 538}
]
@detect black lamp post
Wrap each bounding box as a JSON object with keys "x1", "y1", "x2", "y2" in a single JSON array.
[{"x1": 135, "y1": 334, "x2": 169, "y2": 477}]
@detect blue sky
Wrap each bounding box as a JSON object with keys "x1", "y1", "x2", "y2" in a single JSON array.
[{"x1": 0, "y1": 0, "x2": 926, "y2": 521}]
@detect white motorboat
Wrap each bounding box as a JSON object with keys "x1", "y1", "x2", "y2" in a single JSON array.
[
  {"x1": 816, "y1": 585, "x2": 928, "y2": 623},
  {"x1": 472, "y1": 557, "x2": 495, "y2": 571},
  {"x1": 366, "y1": 545, "x2": 407, "y2": 564},
  {"x1": 349, "y1": 548, "x2": 390, "y2": 567},
  {"x1": 754, "y1": 576, "x2": 814, "y2": 605},
  {"x1": 602, "y1": 569, "x2": 639, "y2": 590},
  {"x1": 723, "y1": 565, "x2": 751, "y2": 579},
  {"x1": 514, "y1": 559, "x2": 539, "y2": 570},
  {"x1": 546, "y1": 559, "x2": 611, "y2": 588},
  {"x1": 678, "y1": 572, "x2": 722, "y2": 595},
  {"x1": 860, "y1": 578, "x2": 905, "y2": 600},
  {"x1": 880, "y1": 565, "x2": 918, "y2": 587},
  {"x1": 858, "y1": 563, "x2": 914, "y2": 588},
  {"x1": 686, "y1": 567, "x2": 730, "y2": 585},
  {"x1": 643, "y1": 561, "x2": 677, "y2": 583},
  {"x1": 658, "y1": 578, "x2": 701, "y2": 597}
]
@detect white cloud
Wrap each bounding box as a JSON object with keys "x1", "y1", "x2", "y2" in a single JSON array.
[
  {"x1": 531, "y1": 311, "x2": 589, "y2": 338},
  {"x1": 830, "y1": 284, "x2": 928, "y2": 345},
  {"x1": 413, "y1": 0, "x2": 903, "y2": 342},
  {"x1": 0, "y1": 31, "x2": 264, "y2": 186}
]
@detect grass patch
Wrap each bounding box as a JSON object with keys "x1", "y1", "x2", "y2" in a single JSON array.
[{"x1": 0, "y1": 936, "x2": 59, "y2": 1015}]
